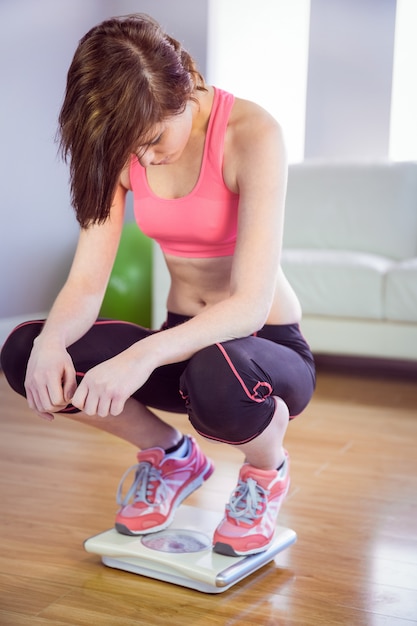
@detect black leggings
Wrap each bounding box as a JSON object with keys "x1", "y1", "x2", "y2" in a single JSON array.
[{"x1": 0, "y1": 312, "x2": 316, "y2": 445}]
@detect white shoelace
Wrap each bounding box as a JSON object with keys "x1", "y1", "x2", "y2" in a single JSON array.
[
  {"x1": 226, "y1": 477, "x2": 269, "y2": 525},
  {"x1": 116, "y1": 462, "x2": 168, "y2": 507}
]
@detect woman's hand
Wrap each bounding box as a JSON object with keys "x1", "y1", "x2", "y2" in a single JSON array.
[
  {"x1": 71, "y1": 349, "x2": 153, "y2": 418},
  {"x1": 25, "y1": 342, "x2": 77, "y2": 421}
]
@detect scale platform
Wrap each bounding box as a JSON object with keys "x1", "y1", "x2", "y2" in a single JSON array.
[{"x1": 84, "y1": 505, "x2": 296, "y2": 593}]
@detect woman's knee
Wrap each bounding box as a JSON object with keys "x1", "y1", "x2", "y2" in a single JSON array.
[
  {"x1": 179, "y1": 341, "x2": 276, "y2": 444},
  {"x1": 0, "y1": 321, "x2": 43, "y2": 396}
]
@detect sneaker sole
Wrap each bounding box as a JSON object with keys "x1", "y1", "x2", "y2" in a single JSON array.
[
  {"x1": 212, "y1": 538, "x2": 274, "y2": 557},
  {"x1": 115, "y1": 459, "x2": 215, "y2": 536}
]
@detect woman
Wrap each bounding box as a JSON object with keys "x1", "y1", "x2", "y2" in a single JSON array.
[{"x1": 0, "y1": 14, "x2": 315, "y2": 557}]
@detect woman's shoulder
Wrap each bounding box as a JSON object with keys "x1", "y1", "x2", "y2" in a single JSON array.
[
  {"x1": 228, "y1": 95, "x2": 283, "y2": 147},
  {"x1": 224, "y1": 95, "x2": 284, "y2": 167},
  {"x1": 220, "y1": 92, "x2": 286, "y2": 194},
  {"x1": 119, "y1": 160, "x2": 132, "y2": 191},
  {"x1": 231, "y1": 95, "x2": 280, "y2": 125}
]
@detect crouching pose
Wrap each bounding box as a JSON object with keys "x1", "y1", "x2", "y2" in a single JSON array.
[{"x1": 1, "y1": 14, "x2": 315, "y2": 556}]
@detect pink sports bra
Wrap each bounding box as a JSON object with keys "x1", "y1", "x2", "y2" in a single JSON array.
[{"x1": 130, "y1": 88, "x2": 239, "y2": 258}]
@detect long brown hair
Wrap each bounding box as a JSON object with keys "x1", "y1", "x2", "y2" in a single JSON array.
[{"x1": 58, "y1": 14, "x2": 206, "y2": 227}]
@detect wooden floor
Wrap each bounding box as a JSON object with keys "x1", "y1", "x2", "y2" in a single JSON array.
[{"x1": 0, "y1": 363, "x2": 417, "y2": 625}]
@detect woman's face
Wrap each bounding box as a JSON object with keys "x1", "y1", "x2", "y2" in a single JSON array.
[{"x1": 136, "y1": 103, "x2": 193, "y2": 167}]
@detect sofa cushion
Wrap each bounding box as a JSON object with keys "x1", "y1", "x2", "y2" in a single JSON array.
[
  {"x1": 385, "y1": 258, "x2": 417, "y2": 323},
  {"x1": 284, "y1": 161, "x2": 417, "y2": 261},
  {"x1": 281, "y1": 249, "x2": 393, "y2": 319}
]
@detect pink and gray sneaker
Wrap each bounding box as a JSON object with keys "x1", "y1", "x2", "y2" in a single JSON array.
[
  {"x1": 115, "y1": 435, "x2": 214, "y2": 535},
  {"x1": 213, "y1": 452, "x2": 290, "y2": 556}
]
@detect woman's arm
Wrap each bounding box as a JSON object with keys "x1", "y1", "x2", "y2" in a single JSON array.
[
  {"x1": 25, "y1": 183, "x2": 127, "y2": 417},
  {"x1": 38, "y1": 183, "x2": 127, "y2": 348}
]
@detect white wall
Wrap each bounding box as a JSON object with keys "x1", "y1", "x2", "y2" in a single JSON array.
[
  {"x1": 207, "y1": 0, "x2": 404, "y2": 162},
  {"x1": 0, "y1": 0, "x2": 208, "y2": 344},
  {"x1": 305, "y1": 0, "x2": 397, "y2": 159},
  {"x1": 0, "y1": 0, "x2": 99, "y2": 324}
]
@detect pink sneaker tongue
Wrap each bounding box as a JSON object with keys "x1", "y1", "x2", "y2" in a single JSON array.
[
  {"x1": 239, "y1": 464, "x2": 279, "y2": 492},
  {"x1": 137, "y1": 447, "x2": 165, "y2": 465}
]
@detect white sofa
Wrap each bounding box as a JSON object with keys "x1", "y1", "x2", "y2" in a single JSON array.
[{"x1": 281, "y1": 161, "x2": 417, "y2": 363}]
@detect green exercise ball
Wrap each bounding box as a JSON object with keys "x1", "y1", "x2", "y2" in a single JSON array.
[{"x1": 100, "y1": 222, "x2": 153, "y2": 327}]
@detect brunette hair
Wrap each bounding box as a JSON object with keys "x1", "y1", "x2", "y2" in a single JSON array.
[{"x1": 58, "y1": 14, "x2": 206, "y2": 227}]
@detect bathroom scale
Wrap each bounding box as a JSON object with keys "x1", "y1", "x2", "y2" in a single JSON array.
[{"x1": 84, "y1": 505, "x2": 297, "y2": 593}]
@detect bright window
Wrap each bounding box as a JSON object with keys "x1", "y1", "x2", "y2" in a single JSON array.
[
  {"x1": 207, "y1": 0, "x2": 311, "y2": 163},
  {"x1": 389, "y1": 0, "x2": 417, "y2": 160}
]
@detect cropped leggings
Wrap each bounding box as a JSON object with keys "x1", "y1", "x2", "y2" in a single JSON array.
[{"x1": 0, "y1": 312, "x2": 316, "y2": 445}]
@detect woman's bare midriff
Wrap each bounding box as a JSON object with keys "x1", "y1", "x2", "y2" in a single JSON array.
[{"x1": 164, "y1": 254, "x2": 302, "y2": 325}]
